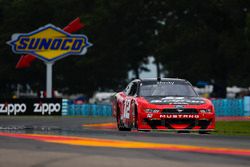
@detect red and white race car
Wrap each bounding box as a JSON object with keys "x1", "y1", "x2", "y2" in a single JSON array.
[{"x1": 112, "y1": 78, "x2": 215, "y2": 132}]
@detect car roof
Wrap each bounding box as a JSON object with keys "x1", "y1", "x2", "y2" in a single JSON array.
[{"x1": 131, "y1": 78, "x2": 187, "y2": 83}]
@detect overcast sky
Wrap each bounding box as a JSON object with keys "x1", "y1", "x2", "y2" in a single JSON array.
[{"x1": 129, "y1": 56, "x2": 164, "y2": 79}]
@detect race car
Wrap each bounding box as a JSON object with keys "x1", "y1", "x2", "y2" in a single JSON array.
[{"x1": 112, "y1": 78, "x2": 215, "y2": 132}]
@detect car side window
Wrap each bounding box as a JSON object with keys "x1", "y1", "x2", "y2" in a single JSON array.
[
  {"x1": 128, "y1": 82, "x2": 138, "y2": 96},
  {"x1": 125, "y1": 83, "x2": 132, "y2": 95}
]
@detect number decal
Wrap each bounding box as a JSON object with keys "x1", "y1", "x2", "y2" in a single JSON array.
[{"x1": 123, "y1": 99, "x2": 131, "y2": 119}]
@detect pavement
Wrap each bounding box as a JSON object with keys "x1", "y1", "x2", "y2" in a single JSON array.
[{"x1": 0, "y1": 116, "x2": 249, "y2": 167}]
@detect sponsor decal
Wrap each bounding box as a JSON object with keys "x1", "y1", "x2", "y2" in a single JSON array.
[
  {"x1": 150, "y1": 97, "x2": 205, "y2": 105},
  {"x1": 150, "y1": 100, "x2": 162, "y2": 103},
  {"x1": 147, "y1": 113, "x2": 153, "y2": 118},
  {"x1": 33, "y1": 103, "x2": 61, "y2": 115},
  {"x1": 0, "y1": 99, "x2": 62, "y2": 116},
  {"x1": 7, "y1": 24, "x2": 92, "y2": 62},
  {"x1": 0, "y1": 103, "x2": 27, "y2": 115},
  {"x1": 123, "y1": 99, "x2": 131, "y2": 119},
  {"x1": 157, "y1": 81, "x2": 175, "y2": 85}
]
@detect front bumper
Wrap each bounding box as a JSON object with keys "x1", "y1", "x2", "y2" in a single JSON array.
[{"x1": 138, "y1": 112, "x2": 215, "y2": 130}]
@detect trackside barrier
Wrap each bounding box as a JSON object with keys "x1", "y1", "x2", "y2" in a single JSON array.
[
  {"x1": 62, "y1": 97, "x2": 250, "y2": 117},
  {"x1": 65, "y1": 103, "x2": 112, "y2": 116},
  {"x1": 212, "y1": 98, "x2": 250, "y2": 116},
  {"x1": 62, "y1": 99, "x2": 68, "y2": 116},
  {"x1": 244, "y1": 96, "x2": 250, "y2": 116}
]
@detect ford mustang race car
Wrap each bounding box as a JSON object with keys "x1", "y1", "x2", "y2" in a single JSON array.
[{"x1": 112, "y1": 78, "x2": 215, "y2": 132}]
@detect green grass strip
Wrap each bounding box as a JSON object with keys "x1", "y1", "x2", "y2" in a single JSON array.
[{"x1": 213, "y1": 121, "x2": 250, "y2": 136}]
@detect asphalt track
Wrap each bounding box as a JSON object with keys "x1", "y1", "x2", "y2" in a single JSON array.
[{"x1": 0, "y1": 117, "x2": 249, "y2": 167}]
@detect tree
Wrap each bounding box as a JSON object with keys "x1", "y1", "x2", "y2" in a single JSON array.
[{"x1": 1, "y1": 0, "x2": 250, "y2": 98}]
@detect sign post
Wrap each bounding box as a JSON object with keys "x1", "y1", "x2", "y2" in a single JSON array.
[
  {"x1": 46, "y1": 62, "x2": 54, "y2": 98},
  {"x1": 7, "y1": 24, "x2": 92, "y2": 98}
]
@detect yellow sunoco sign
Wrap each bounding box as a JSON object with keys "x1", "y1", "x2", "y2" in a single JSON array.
[{"x1": 7, "y1": 24, "x2": 92, "y2": 62}]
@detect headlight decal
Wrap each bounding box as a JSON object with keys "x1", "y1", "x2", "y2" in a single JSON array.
[
  {"x1": 145, "y1": 109, "x2": 160, "y2": 113},
  {"x1": 200, "y1": 109, "x2": 212, "y2": 113}
]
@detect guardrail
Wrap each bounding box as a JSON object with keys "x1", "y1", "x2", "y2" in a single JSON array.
[
  {"x1": 62, "y1": 96, "x2": 250, "y2": 117},
  {"x1": 212, "y1": 97, "x2": 250, "y2": 116},
  {"x1": 212, "y1": 99, "x2": 244, "y2": 116},
  {"x1": 63, "y1": 101, "x2": 112, "y2": 116}
]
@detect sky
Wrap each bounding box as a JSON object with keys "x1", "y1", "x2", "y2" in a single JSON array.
[{"x1": 129, "y1": 56, "x2": 165, "y2": 79}]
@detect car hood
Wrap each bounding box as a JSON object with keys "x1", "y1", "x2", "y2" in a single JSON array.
[{"x1": 143, "y1": 96, "x2": 205, "y2": 105}]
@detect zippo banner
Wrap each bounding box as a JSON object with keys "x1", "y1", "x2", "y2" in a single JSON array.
[{"x1": 0, "y1": 98, "x2": 62, "y2": 116}]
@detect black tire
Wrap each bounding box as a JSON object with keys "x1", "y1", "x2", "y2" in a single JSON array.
[
  {"x1": 177, "y1": 130, "x2": 190, "y2": 133},
  {"x1": 199, "y1": 130, "x2": 210, "y2": 134},
  {"x1": 132, "y1": 103, "x2": 138, "y2": 130}
]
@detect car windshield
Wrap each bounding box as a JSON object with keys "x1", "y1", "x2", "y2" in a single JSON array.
[{"x1": 139, "y1": 81, "x2": 198, "y2": 97}]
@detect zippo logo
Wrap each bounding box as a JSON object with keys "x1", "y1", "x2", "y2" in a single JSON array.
[
  {"x1": 34, "y1": 103, "x2": 61, "y2": 115},
  {"x1": 0, "y1": 103, "x2": 27, "y2": 115},
  {"x1": 7, "y1": 24, "x2": 92, "y2": 62}
]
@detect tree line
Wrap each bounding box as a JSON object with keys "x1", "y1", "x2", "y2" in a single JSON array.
[{"x1": 0, "y1": 0, "x2": 250, "y2": 97}]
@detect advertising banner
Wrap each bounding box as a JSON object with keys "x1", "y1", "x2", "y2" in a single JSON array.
[
  {"x1": 0, "y1": 98, "x2": 62, "y2": 116},
  {"x1": 7, "y1": 22, "x2": 92, "y2": 98},
  {"x1": 7, "y1": 24, "x2": 91, "y2": 62}
]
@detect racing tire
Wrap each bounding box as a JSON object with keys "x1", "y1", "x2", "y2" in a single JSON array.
[
  {"x1": 177, "y1": 130, "x2": 190, "y2": 133},
  {"x1": 132, "y1": 103, "x2": 138, "y2": 130},
  {"x1": 199, "y1": 130, "x2": 210, "y2": 134}
]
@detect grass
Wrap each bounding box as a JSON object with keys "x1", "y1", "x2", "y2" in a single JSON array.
[{"x1": 213, "y1": 121, "x2": 250, "y2": 136}]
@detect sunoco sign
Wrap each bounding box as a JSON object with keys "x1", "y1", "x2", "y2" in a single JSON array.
[
  {"x1": 7, "y1": 24, "x2": 91, "y2": 62},
  {"x1": 0, "y1": 99, "x2": 62, "y2": 116},
  {"x1": 7, "y1": 21, "x2": 92, "y2": 98}
]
